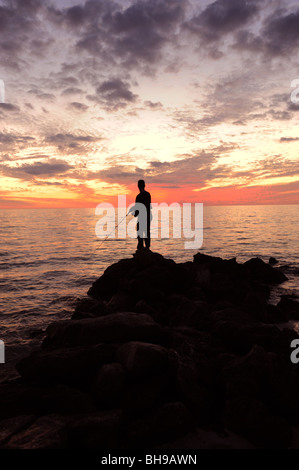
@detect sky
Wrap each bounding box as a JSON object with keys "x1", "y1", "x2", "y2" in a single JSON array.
[{"x1": 0, "y1": 0, "x2": 299, "y2": 208}]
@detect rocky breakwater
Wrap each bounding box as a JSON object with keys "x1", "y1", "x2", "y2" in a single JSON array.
[{"x1": 1, "y1": 250, "x2": 299, "y2": 449}]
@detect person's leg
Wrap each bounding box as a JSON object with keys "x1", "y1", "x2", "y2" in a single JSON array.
[
  {"x1": 137, "y1": 236, "x2": 144, "y2": 250},
  {"x1": 145, "y1": 223, "x2": 151, "y2": 249},
  {"x1": 136, "y1": 222, "x2": 145, "y2": 249}
]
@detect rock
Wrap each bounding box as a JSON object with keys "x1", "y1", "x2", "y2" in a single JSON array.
[
  {"x1": 116, "y1": 341, "x2": 170, "y2": 377},
  {"x1": 242, "y1": 291, "x2": 268, "y2": 322},
  {"x1": 265, "y1": 303, "x2": 288, "y2": 323},
  {"x1": 251, "y1": 325, "x2": 299, "y2": 355},
  {"x1": 16, "y1": 344, "x2": 116, "y2": 384},
  {"x1": 225, "y1": 396, "x2": 292, "y2": 448},
  {"x1": 107, "y1": 291, "x2": 135, "y2": 313},
  {"x1": 38, "y1": 385, "x2": 96, "y2": 415},
  {"x1": 6, "y1": 250, "x2": 299, "y2": 449},
  {"x1": 277, "y1": 296, "x2": 299, "y2": 320},
  {"x1": 223, "y1": 344, "x2": 299, "y2": 425},
  {"x1": 222, "y1": 347, "x2": 295, "y2": 448},
  {"x1": 29, "y1": 329, "x2": 45, "y2": 339},
  {"x1": 87, "y1": 258, "x2": 135, "y2": 300},
  {"x1": 72, "y1": 297, "x2": 109, "y2": 319},
  {"x1": 126, "y1": 402, "x2": 194, "y2": 447},
  {"x1": 194, "y1": 253, "x2": 224, "y2": 265},
  {"x1": 43, "y1": 313, "x2": 167, "y2": 349},
  {"x1": 94, "y1": 363, "x2": 126, "y2": 407},
  {"x1": 269, "y1": 257, "x2": 278, "y2": 265},
  {"x1": 194, "y1": 264, "x2": 211, "y2": 289},
  {"x1": 67, "y1": 410, "x2": 123, "y2": 449},
  {"x1": 134, "y1": 299, "x2": 159, "y2": 318},
  {"x1": 87, "y1": 251, "x2": 176, "y2": 302},
  {"x1": 0, "y1": 415, "x2": 36, "y2": 447},
  {"x1": 0, "y1": 383, "x2": 47, "y2": 420},
  {"x1": 151, "y1": 402, "x2": 195, "y2": 444},
  {"x1": 4, "y1": 415, "x2": 67, "y2": 449},
  {"x1": 243, "y1": 257, "x2": 287, "y2": 284},
  {"x1": 165, "y1": 295, "x2": 210, "y2": 328},
  {"x1": 176, "y1": 360, "x2": 210, "y2": 423},
  {"x1": 121, "y1": 374, "x2": 171, "y2": 412}
]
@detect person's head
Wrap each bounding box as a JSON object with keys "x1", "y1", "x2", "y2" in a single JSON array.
[{"x1": 138, "y1": 179, "x2": 145, "y2": 191}]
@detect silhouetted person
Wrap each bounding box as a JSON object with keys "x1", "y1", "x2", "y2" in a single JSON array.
[{"x1": 129, "y1": 180, "x2": 151, "y2": 250}]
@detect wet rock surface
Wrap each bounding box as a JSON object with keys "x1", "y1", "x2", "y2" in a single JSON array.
[{"x1": 0, "y1": 249, "x2": 298, "y2": 449}]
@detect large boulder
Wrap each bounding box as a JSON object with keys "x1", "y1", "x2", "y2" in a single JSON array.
[
  {"x1": 72, "y1": 297, "x2": 109, "y2": 319},
  {"x1": 67, "y1": 411, "x2": 123, "y2": 449},
  {"x1": 224, "y1": 397, "x2": 292, "y2": 448},
  {"x1": 3, "y1": 415, "x2": 67, "y2": 449},
  {"x1": 116, "y1": 341, "x2": 171, "y2": 377},
  {"x1": 126, "y1": 402, "x2": 194, "y2": 447},
  {"x1": 16, "y1": 343, "x2": 116, "y2": 384},
  {"x1": 0, "y1": 383, "x2": 47, "y2": 420},
  {"x1": 0, "y1": 415, "x2": 36, "y2": 448},
  {"x1": 94, "y1": 363, "x2": 126, "y2": 407},
  {"x1": 243, "y1": 258, "x2": 287, "y2": 284},
  {"x1": 43, "y1": 313, "x2": 167, "y2": 349},
  {"x1": 38, "y1": 385, "x2": 96, "y2": 415},
  {"x1": 277, "y1": 296, "x2": 299, "y2": 320},
  {"x1": 223, "y1": 345, "x2": 299, "y2": 438}
]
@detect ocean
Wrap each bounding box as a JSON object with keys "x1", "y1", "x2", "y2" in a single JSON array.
[{"x1": 0, "y1": 204, "x2": 299, "y2": 381}]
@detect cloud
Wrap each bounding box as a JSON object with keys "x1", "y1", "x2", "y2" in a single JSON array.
[
  {"x1": 185, "y1": 0, "x2": 261, "y2": 42},
  {"x1": 61, "y1": 87, "x2": 84, "y2": 96},
  {"x1": 232, "y1": 6, "x2": 299, "y2": 58},
  {"x1": 69, "y1": 102, "x2": 89, "y2": 112},
  {"x1": 262, "y1": 8, "x2": 299, "y2": 56},
  {"x1": 144, "y1": 100, "x2": 163, "y2": 109},
  {"x1": 88, "y1": 78, "x2": 138, "y2": 110},
  {"x1": 252, "y1": 155, "x2": 299, "y2": 179},
  {"x1": 0, "y1": 158, "x2": 73, "y2": 180},
  {"x1": 46, "y1": 133, "x2": 101, "y2": 144},
  {"x1": 0, "y1": 103, "x2": 20, "y2": 112},
  {"x1": 280, "y1": 137, "x2": 299, "y2": 142},
  {"x1": 0, "y1": 132, "x2": 35, "y2": 144},
  {"x1": 72, "y1": 0, "x2": 187, "y2": 72},
  {"x1": 90, "y1": 149, "x2": 234, "y2": 188}
]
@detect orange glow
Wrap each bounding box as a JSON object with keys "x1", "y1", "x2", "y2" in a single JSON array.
[{"x1": 1, "y1": 180, "x2": 298, "y2": 210}]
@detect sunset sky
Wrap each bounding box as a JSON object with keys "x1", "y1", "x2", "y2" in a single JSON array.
[{"x1": 0, "y1": 0, "x2": 299, "y2": 208}]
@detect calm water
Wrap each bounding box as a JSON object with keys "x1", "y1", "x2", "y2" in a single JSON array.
[{"x1": 0, "y1": 205, "x2": 299, "y2": 381}]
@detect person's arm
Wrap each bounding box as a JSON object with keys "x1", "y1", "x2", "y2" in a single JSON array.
[{"x1": 128, "y1": 195, "x2": 139, "y2": 217}]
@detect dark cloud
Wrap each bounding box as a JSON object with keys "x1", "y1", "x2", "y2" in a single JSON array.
[
  {"x1": 269, "y1": 110, "x2": 292, "y2": 121},
  {"x1": 28, "y1": 88, "x2": 56, "y2": 101},
  {"x1": 91, "y1": 150, "x2": 233, "y2": 187},
  {"x1": 69, "y1": 102, "x2": 89, "y2": 112},
  {"x1": 33, "y1": 180, "x2": 63, "y2": 186},
  {"x1": 185, "y1": 0, "x2": 260, "y2": 42},
  {"x1": 44, "y1": 132, "x2": 103, "y2": 154},
  {"x1": 61, "y1": 87, "x2": 84, "y2": 96},
  {"x1": 0, "y1": 158, "x2": 73, "y2": 180},
  {"x1": 46, "y1": 133, "x2": 101, "y2": 144},
  {"x1": 288, "y1": 102, "x2": 299, "y2": 112},
  {"x1": 72, "y1": 0, "x2": 187, "y2": 71},
  {"x1": 0, "y1": 132, "x2": 35, "y2": 154},
  {"x1": 0, "y1": 103, "x2": 20, "y2": 112},
  {"x1": 89, "y1": 78, "x2": 138, "y2": 110},
  {"x1": 232, "y1": 29, "x2": 263, "y2": 53},
  {"x1": 280, "y1": 137, "x2": 299, "y2": 143},
  {"x1": 0, "y1": 0, "x2": 52, "y2": 69},
  {"x1": 144, "y1": 100, "x2": 163, "y2": 109},
  {"x1": 233, "y1": 7, "x2": 299, "y2": 58},
  {"x1": 262, "y1": 8, "x2": 299, "y2": 56},
  {"x1": 253, "y1": 155, "x2": 299, "y2": 179}
]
